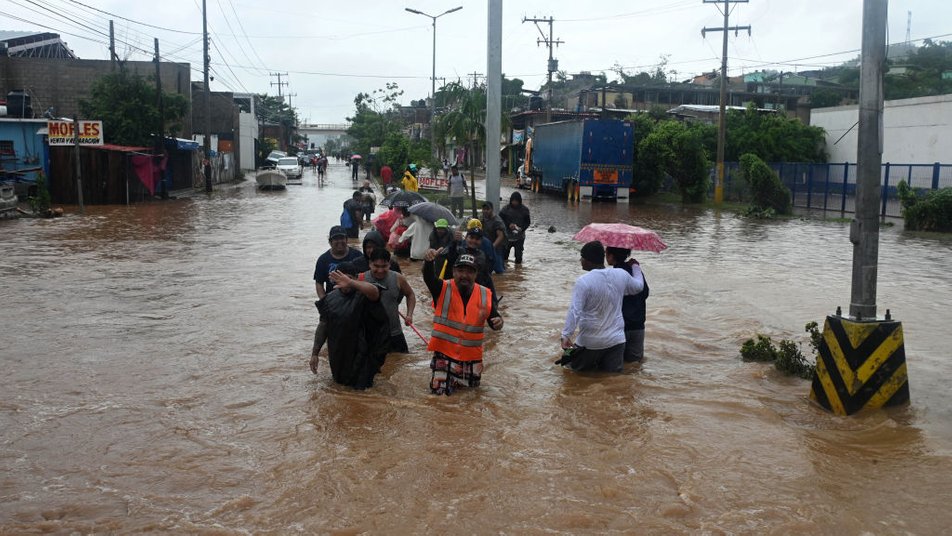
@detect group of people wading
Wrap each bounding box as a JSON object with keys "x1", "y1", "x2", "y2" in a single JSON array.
[{"x1": 310, "y1": 187, "x2": 649, "y2": 395}]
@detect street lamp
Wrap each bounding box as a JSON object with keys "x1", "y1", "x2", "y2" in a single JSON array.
[{"x1": 405, "y1": 5, "x2": 463, "y2": 160}]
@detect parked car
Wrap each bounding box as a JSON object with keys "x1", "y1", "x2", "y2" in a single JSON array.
[
  {"x1": 263, "y1": 150, "x2": 287, "y2": 168},
  {"x1": 276, "y1": 157, "x2": 303, "y2": 180}
]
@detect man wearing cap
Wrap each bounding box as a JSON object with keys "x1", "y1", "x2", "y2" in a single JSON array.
[
  {"x1": 446, "y1": 165, "x2": 468, "y2": 218},
  {"x1": 422, "y1": 248, "x2": 504, "y2": 395},
  {"x1": 557, "y1": 240, "x2": 645, "y2": 373},
  {"x1": 499, "y1": 191, "x2": 531, "y2": 265},
  {"x1": 402, "y1": 164, "x2": 419, "y2": 192},
  {"x1": 311, "y1": 226, "x2": 363, "y2": 360},
  {"x1": 480, "y1": 201, "x2": 507, "y2": 274},
  {"x1": 312, "y1": 261, "x2": 391, "y2": 389},
  {"x1": 429, "y1": 218, "x2": 455, "y2": 251}
]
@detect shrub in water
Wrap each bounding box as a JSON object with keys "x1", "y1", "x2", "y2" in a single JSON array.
[
  {"x1": 897, "y1": 180, "x2": 952, "y2": 232},
  {"x1": 739, "y1": 153, "x2": 792, "y2": 215},
  {"x1": 739, "y1": 322, "x2": 819, "y2": 379}
]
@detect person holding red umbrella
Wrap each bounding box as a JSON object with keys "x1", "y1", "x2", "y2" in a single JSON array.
[{"x1": 557, "y1": 241, "x2": 645, "y2": 373}]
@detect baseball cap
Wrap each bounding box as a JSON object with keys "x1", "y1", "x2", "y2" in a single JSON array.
[
  {"x1": 466, "y1": 227, "x2": 483, "y2": 238},
  {"x1": 466, "y1": 218, "x2": 483, "y2": 230},
  {"x1": 481, "y1": 201, "x2": 493, "y2": 210},
  {"x1": 454, "y1": 253, "x2": 478, "y2": 269},
  {"x1": 328, "y1": 225, "x2": 347, "y2": 239},
  {"x1": 434, "y1": 218, "x2": 449, "y2": 229}
]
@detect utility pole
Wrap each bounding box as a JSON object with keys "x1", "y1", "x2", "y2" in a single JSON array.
[
  {"x1": 851, "y1": 0, "x2": 887, "y2": 320},
  {"x1": 467, "y1": 71, "x2": 484, "y2": 89},
  {"x1": 522, "y1": 16, "x2": 563, "y2": 122},
  {"x1": 485, "y1": 0, "x2": 502, "y2": 214},
  {"x1": 154, "y1": 38, "x2": 165, "y2": 198},
  {"x1": 109, "y1": 20, "x2": 116, "y2": 71},
  {"x1": 202, "y1": 0, "x2": 212, "y2": 192},
  {"x1": 270, "y1": 72, "x2": 288, "y2": 97},
  {"x1": 702, "y1": 0, "x2": 750, "y2": 205},
  {"x1": 286, "y1": 92, "x2": 297, "y2": 149}
]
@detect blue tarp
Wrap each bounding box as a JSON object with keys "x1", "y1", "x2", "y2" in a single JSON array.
[{"x1": 166, "y1": 137, "x2": 200, "y2": 151}]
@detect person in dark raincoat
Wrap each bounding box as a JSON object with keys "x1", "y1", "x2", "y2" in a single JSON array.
[{"x1": 311, "y1": 262, "x2": 391, "y2": 390}]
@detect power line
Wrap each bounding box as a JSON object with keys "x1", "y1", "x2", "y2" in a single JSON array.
[{"x1": 66, "y1": 0, "x2": 200, "y2": 35}]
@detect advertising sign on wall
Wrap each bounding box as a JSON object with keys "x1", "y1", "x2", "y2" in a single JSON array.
[{"x1": 47, "y1": 120, "x2": 104, "y2": 146}]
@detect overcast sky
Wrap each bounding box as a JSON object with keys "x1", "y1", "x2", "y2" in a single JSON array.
[{"x1": 4, "y1": 0, "x2": 950, "y2": 124}]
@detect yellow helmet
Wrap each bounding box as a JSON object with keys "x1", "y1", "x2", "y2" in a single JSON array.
[{"x1": 466, "y1": 218, "x2": 483, "y2": 230}]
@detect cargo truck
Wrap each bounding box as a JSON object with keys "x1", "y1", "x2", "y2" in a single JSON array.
[{"x1": 527, "y1": 119, "x2": 632, "y2": 200}]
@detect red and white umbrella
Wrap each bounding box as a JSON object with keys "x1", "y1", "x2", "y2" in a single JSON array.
[{"x1": 573, "y1": 223, "x2": 667, "y2": 253}]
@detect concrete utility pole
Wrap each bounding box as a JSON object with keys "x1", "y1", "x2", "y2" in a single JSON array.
[
  {"x1": 269, "y1": 72, "x2": 288, "y2": 97},
  {"x1": 485, "y1": 0, "x2": 502, "y2": 212},
  {"x1": 468, "y1": 71, "x2": 484, "y2": 89},
  {"x1": 522, "y1": 16, "x2": 563, "y2": 123},
  {"x1": 202, "y1": 0, "x2": 212, "y2": 192},
  {"x1": 73, "y1": 115, "x2": 84, "y2": 214},
  {"x1": 850, "y1": 0, "x2": 887, "y2": 320},
  {"x1": 702, "y1": 0, "x2": 750, "y2": 204},
  {"x1": 154, "y1": 38, "x2": 165, "y2": 198},
  {"x1": 109, "y1": 20, "x2": 116, "y2": 71}
]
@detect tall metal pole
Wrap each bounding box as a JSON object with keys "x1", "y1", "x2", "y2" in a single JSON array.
[
  {"x1": 73, "y1": 115, "x2": 85, "y2": 214},
  {"x1": 849, "y1": 0, "x2": 888, "y2": 320},
  {"x1": 202, "y1": 0, "x2": 212, "y2": 192},
  {"x1": 154, "y1": 38, "x2": 165, "y2": 198},
  {"x1": 485, "y1": 0, "x2": 502, "y2": 211},
  {"x1": 431, "y1": 16, "x2": 437, "y2": 158},
  {"x1": 406, "y1": 7, "x2": 463, "y2": 161}
]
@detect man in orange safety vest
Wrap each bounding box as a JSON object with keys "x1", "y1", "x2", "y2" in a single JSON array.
[{"x1": 422, "y1": 249, "x2": 504, "y2": 395}]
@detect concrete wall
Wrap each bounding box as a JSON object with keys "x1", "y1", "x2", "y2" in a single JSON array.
[
  {"x1": 238, "y1": 111, "x2": 257, "y2": 171},
  {"x1": 0, "y1": 57, "x2": 192, "y2": 135},
  {"x1": 812, "y1": 94, "x2": 952, "y2": 163}
]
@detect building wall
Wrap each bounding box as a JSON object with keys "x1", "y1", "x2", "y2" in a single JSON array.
[
  {"x1": 0, "y1": 57, "x2": 192, "y2": 135},
  {"x1": 811, "y1": 94, "x2": 952, "y2": 163},
  {"x1": 238, "y1": 111, "x2": 257, "y2": 171}
]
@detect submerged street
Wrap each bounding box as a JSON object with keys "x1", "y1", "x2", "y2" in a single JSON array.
[{"x1": 2, "y1": 161, "x2": 952, "y2": 533}]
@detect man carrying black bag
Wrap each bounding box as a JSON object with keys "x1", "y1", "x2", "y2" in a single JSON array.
[{"x1": 310, "y1": 262, "x2": 391, "y2": 390}]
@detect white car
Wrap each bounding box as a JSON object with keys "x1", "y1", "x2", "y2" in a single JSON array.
[{"x1": 276, "y1": 157, "x2": 302, "y2": 180}]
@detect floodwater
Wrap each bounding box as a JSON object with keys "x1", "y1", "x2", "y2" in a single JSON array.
[{"x1": 2, "y1": 161, "x2": 951, "y2": 534}]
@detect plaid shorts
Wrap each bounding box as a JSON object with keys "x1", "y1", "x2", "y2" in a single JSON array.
[{"x1": 430, "y1": 352, "x2": 483, "y2": 395}]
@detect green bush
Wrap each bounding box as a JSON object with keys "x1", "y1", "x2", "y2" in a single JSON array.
[
  {"x1": 739, "y1": 153, "x2": 792, "y2": 214},
  {"x1": 739, "y1": 322, "x2": 820, "y2": 380},
  {"x1": 897, "y1": 180, "x2": 952, "y2": 232},
  {"x1": 638, "y1": 120, "x2": 710, "y2": 203},
  {"x1": 29, "y1": 171, "x2": 51, "y2": 215}
]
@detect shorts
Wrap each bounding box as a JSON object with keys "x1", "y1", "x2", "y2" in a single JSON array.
[
  {"x1": 430, "y1": 352, "x2": 482, "y2": 395},
  {"x1": 559, "y1": 342, "x2": 625, "y2": 373}
]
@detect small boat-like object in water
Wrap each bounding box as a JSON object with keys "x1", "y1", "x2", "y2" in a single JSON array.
[{"x1": 256, "y1": 168, "x2": 287, "y2": 190}]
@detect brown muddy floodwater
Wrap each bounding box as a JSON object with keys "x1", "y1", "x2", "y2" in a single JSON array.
[{"x1": 2, "y1": 161, "x2": 951, "y2": 534}]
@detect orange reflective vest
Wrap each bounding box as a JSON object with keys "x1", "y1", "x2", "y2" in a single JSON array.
[{"x1": 427, "y1": 280, "x2": 492, "y2": 361}]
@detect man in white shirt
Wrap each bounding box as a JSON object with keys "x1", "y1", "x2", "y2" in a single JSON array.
[
  {"x1": 446, "y1": 165, "x2": 468, "y2": 219},
  {"x1": 558, "y1": 240, "x2": 645, "y2": 372}
]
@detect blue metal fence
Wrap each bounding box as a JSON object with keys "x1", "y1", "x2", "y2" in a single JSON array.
[{"x1": 717, "y1": 162, "x2": 952, "y2": 217}]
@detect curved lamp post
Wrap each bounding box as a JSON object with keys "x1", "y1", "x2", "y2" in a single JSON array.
[{"x1": 405, "y1": 6, "x2": 463, "y2": 159}]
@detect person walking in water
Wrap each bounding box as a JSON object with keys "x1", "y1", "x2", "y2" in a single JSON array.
[
  {"x1": 499, "y1": 191, "x2": 530, "y2": 264},
  {"x1": 605, "y1": 247, "x2": 650, "y2": 363},
  {"x1": 422, "y1": 250, "x2": 503, "y2": 395},
  {"x1": 351, "y1": 156, "x2": 360, "y2": 181},
  {"x1": 361, "y1": 248, "x2": 417, "y2": 353},
  {"x1": 311, "y1": 226, "x2": 363, "y2": 363},
  {"x1": 402, "y1": 164, "x2": 419, "y2": 192},
  {"x1": 311, "y1": 262, "x2": 390, "y2": 390},
  {"x1": 446, "y1": 164, "x2": 468, "y2": 218},
  {"x1": 557, "y1": 241, "x2": 645, "y2": 373}
]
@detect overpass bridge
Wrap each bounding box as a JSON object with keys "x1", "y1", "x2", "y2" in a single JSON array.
[{"x1": 298, "y1": 123, "x2": 350, "y2": 150}]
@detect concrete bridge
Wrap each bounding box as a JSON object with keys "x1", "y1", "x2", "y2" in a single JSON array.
[{"x1": 298, "y1": 123, "x2": 349, "y2": 150}]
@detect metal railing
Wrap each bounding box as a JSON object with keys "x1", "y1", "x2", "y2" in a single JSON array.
[{"x1": 716, "y1": 161, "x2": 952, "y2": 217}]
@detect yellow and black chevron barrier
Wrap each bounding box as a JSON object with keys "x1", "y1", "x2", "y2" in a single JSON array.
[{"x1": 809, "y1": 314, "x2": 909, "y2": 415}]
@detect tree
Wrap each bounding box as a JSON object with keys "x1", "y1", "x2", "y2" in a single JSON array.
[
  {"x1": 638, "y1": 120, "x2": 710, "y2": 203},
  {"x1": 739, "y1": 153, "x2": 792, "y2": 214},
  {"x1": 722, "y1": 104, "x2": 827, "y2": 163},
  {"x1": 437, "y1": 82, "x2": 486, "y2": 171},
  {"x1": 346, "y1": 83, "x2": 406, "y2": 165},
  {"x1": 79, "y1": 70, "x2": 187, "y2": 146}
]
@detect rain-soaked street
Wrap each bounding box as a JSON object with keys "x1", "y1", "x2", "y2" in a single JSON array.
[{"x1": 2, "y1": 160, "x2": 952, "y2": 533}]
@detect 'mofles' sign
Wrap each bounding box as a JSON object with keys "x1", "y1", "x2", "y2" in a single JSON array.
[{"x1": 47, "y1": 120, "x2": 104, "y2": 146}]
